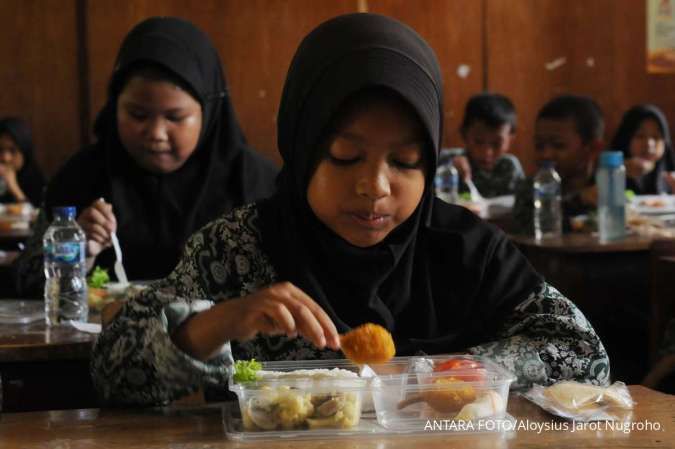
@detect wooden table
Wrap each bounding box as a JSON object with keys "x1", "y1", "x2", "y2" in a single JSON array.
[
  {"x1": 0, "y1": 385, "x2": 671, "y2": 448},
  {"x1": 509, "y1": 233, "x2": 658, "y2": 384},
  {"x1": 0, "y1": 319, "x2": 98, "y2": 412}
]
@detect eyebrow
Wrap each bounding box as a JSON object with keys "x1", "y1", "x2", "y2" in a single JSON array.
[
  {"x1": 336, "y1": 131, "x2": 423, "y2": 149},
  {"x1": 122, "y1": 101, "x2": 188, "y2": 114}
]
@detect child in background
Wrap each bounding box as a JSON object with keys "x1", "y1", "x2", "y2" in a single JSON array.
[
  {"x1": 0, "y1": 117, "x2": 45, "y2": 205},
  {"x1": 449, "y1": 93, "x2": 524, "y2": 198},
  {"x1": 513, "y1": 95, "x2": 604, "y2": 234},
  {"x1": 91, "y1": 13, "x2": 607, "y2": 406},
  {"x1": 13, "y1": 17, "x2": 277, "y2": 296},
  {"x1": 609, "y1": 104, "x2": 675, "y2": 194}
]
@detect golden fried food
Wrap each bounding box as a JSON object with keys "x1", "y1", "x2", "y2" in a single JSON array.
[
  {"x1": 340, "y1": 323, "x2": 395, "y2": 364},
  {"x1": 422, "y1": 377, "x2": 477, "y2": 412},
  {"x1": 397, "y1": 376, "x2": 476, "y2": 413}
]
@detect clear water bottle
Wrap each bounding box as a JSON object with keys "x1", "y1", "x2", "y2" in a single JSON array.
[
  {"x1": 596, "y1": 151, "x2": 626, "y2": 242},
  {"x1": 435, "y1": 163, "x2": 459, "y2": 204},
  {"x1": 43, "y1": 206, "x2": 88, "y2": 326},
  {"x1": 533, "y1": 161, "x2": 562, "y2": 240}
]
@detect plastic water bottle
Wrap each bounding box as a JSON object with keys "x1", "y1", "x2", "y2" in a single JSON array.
[
  {"x1": 597, "y1": 151, "x2": 626, "y2": 242},
  {"x1": 435, "y1": 163, "x2": 459, "y2": 204},
  {"x1": 43, "y1": 206, "x2": 88, "y2": 326},
  {"x1": 533, "y1": 161, "x2": 562, "y2": 240}
]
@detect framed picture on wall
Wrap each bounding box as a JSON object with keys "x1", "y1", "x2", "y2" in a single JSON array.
[{"x1": 647, "y1": 0, "x2": 675, "y2": 73}]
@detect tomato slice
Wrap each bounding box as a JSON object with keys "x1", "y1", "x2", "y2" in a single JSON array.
[{"x1": 433, "y1": 358, "x2": 486, "y2": 382}]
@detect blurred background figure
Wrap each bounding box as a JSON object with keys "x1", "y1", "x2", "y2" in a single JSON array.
[
  {"x1": 610, "y1": 104, "x2": 675, "y2": 194},
  {"x1": 0, "y1": 117, "x2": 46, "y2": 206}
]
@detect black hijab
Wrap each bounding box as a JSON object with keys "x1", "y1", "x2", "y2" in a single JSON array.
[
  {"x1": 610, "y1": 104, "x2": 675, "y2": 194},
  {"x1": 45, "y1": 17, "x2": 277, "y2": 280},
  {"x1": 0, "y1": 117, "x2": 45, "y2": 205},
  {"x1": 258, "y1": 13, "x2": 542, "y2": 355}
]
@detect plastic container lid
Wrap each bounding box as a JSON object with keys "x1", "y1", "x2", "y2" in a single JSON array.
[
  {"x1": 53, "y1": 206, "x2": 77, "y2": 219},
  {"x1": 599, "y1": 151, "x2": 624, "y2": 168}
]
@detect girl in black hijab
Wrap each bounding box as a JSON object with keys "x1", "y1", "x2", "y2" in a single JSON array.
[
  {"x1": 14, "y1": 17, "x2": 277, "y2": 296},
  {"x1": 0, "y1": 117, "x2": 45, "y2": 205},
  {"x1": 92, "y1": 13, "x2": 608, "y2": 406},
  {"x1": 610, "y1": 104, "x2": 675, "y2": 194}
]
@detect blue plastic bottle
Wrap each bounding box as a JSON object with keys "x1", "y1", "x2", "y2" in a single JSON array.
[{"x1": 596, "y1": 151, "x2": 626, "y2": 242}]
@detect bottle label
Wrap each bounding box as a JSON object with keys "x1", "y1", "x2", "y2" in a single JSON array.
[
  {"x1": 44, "y1": 242, "x2": 85, "y2": 264},
  {"x1": 533, "y1": 184, "x2": 560, "y2": 198}
]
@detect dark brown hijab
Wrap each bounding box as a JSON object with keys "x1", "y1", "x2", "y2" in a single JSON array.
[
  {"x1": 45, "y1": 17, "x2": 277, "y2": 280},
  {"x1": 0, "y1": 117, "x2": 45, "y2": 205},
  {"x1": 258, "y1": 13, "x2": 542, "y2": 355}
]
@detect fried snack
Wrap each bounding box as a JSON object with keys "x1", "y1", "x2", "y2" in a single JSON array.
[
  {"x1": 340, "y1": 323, "x2": 395, "y2": 364},
  {"x1": 397, "y1": 376, "x2": 476, "y2": 413}
]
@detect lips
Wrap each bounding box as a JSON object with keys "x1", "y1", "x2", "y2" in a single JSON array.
[{"x1": 348, "y1": 211, "x2": 391, "y2": 230}]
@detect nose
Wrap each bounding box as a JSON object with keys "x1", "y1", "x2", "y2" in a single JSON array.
[
  {"x1": 647, "y1": 138, "x2": 657, "y2": 152},
  {"x1": 356, "y1": 162, "x2": 390, "y2": 201},
  {"x1": 0, "y1": 151, "x2": 11, "y2": 164},
  {"x1": 145, "y1": 117, "x2": 168, "y2": 142}
]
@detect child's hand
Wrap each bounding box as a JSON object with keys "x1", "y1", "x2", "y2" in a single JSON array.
[
  {"x1": 664, "y1": 171, "x2": 675, "y2": 192},
  {"x1": 452, "y1": 156, "x2": 472, "y2": 182},
  {"x1": 77, "y1": 198, "x2": 117, "y2": 259},
  {"x1": 225, "y1": 282, "x2": 340, "y2": 350},
  {"x1": 0, "y1": 163, "x2": 18, "y2": 187},
  {"x1": 625, "y1": 157, "x2": 655, "y2": 179}
]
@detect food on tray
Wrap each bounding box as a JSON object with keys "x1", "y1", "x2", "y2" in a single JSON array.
[
  {"x1": 640, "y1": 198, "x2": 667, "y2": 208},
  {"x1": 453, "y1": 390, "x2": 505, "y2": 421},
  {"x1": 542, "y1": 381, "x2": 633, "y2": 413},
  {"x1": 234, "y1": 362, "x2": 363, "y2": 431},
  {"x1": 86, "y1": 266, "x2": 145, "y2": 310},
  {"x1": 340, "y1": 323, "x2": 395, "y2": 364},
  {"x1": 5, "y1": 203, "x2": 31, "y2": 215}
]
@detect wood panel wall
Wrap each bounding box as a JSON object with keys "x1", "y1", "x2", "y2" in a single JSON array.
[{"x1": 1, "y1": 0, "x2": 672, "y2": 177}]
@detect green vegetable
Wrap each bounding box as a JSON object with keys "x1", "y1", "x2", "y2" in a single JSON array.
[
  {"x1": 233, "y1": 359, "x2": 262, "y2": 382},
  {"x1": 459, "y1": 192, "x2": 472, "y2": 201},
  {"x1": 625, "y1": 190, "x2": 636, "y2": 202},
  {"x1": 88, "y1": 266, "x2": 110, "y2": 288}
]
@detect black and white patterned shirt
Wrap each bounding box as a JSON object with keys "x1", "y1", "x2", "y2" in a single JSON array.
[{"x1": 91, "y1": 203, "x2": 610, "y2": 406}]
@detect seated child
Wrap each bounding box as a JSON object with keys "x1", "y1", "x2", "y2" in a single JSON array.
[
  {"x1": 13, "y1": 17, "x2": 277, "y2": 296},
  {"x1": 609, "y1": 104, "x2": 675, "y2": 194},
  {"x1": 91, "y1": 13, "x2": 608, "y2": 406},
  {"x1": 450, "y1": 93, "x2": 524, "y2": 197},
  {"x1": 513, "y1": 95, "x2": 604, "y2": 234},
  {"x1": 0, "y1": 117, "x2": 46, "y2": 206}
]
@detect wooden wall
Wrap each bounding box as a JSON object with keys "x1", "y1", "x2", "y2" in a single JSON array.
[{"x1": 1, "y1": 0, "x2": 673, "y2": 177}]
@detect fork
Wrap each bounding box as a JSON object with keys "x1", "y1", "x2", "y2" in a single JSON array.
[{"x1": 110, "y1": 231, "x2": 129, "y2": 285}]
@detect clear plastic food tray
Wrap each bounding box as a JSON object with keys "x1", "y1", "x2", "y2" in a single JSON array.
[{"x1": 225, "y1": 356, "x2": 516, "y2": 441}]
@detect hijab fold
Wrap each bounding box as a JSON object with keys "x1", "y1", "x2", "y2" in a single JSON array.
[{"x1": 258, "y1": 13, "x2": 542, "y2": 355}]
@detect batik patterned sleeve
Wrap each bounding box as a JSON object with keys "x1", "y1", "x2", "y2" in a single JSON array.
[
  {"x1": 469, "y1": 282, "x2": 610, "y2": 390},
  {"x1": 90, "y1": 226, "x2": 233, "y2": 406},
  {"x1": 12, "y1": 208, "x2": 50, "y2": 297}
]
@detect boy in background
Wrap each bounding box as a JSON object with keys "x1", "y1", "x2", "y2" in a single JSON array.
[
  {"x1": 449, "y1": 93, "x2": 524, "y2": 197},
  {"x1": 512, "y1": 95, "x2": 605, "y2": 234}
]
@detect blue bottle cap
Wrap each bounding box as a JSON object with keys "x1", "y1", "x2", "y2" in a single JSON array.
[
  {"x1": 538, "y1": 160, "x2": 556, "y2": 169},
  {"x1": 599, "y1": 151, "x2": 624, "y2": 168},
  {"x1": 53, "y1": 206, "x2": 76, "y2": 219}
]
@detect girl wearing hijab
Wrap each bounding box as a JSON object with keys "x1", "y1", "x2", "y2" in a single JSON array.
[
  {"x1": 13, "y1": 17, "x2": 277, "y2": 296},
  {"x1": 91, "y1": 13, "x2": 608, "y2": 406},
  {"x1": 610, "y1": 104, "x2": 675, "y2": 194},
  {"x1": 0, "y1": 117, "x2": 46, "y2": 205}
]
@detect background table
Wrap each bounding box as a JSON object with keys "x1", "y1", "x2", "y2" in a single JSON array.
[
  {"x1": 0, "y1": 385, "x2": 671, "y2": 448},
  {"x1": 0, "y1": 319, "x2": 98, "y2": 412}
]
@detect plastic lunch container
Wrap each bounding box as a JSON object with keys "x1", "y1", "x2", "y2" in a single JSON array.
[
  {"x1": 371, "y1": 355, "x2": 516, "y2": 431},
  {"x1": 228, "y1": 359, "x2": 370, "y2": 434},
  {"x1": 226, "y1": 355, "x2": 516, "y2": 440}
]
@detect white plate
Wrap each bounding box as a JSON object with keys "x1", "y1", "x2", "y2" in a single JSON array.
[{"x1": 631, "y1": 195, "x2": 675, "y2": 215}]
